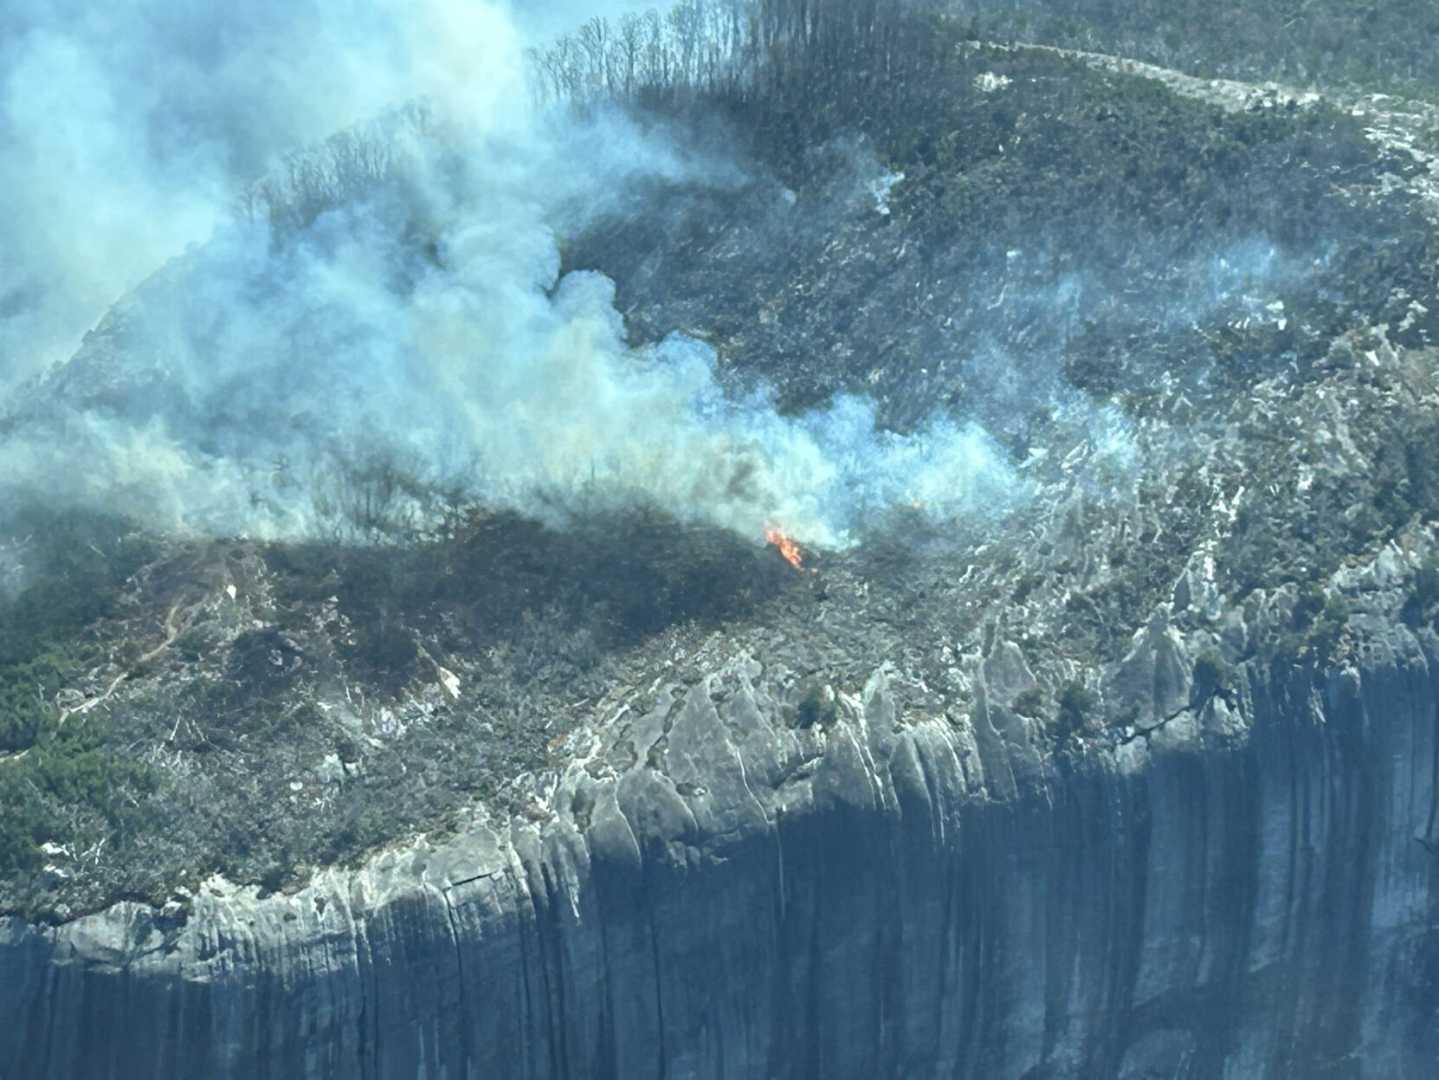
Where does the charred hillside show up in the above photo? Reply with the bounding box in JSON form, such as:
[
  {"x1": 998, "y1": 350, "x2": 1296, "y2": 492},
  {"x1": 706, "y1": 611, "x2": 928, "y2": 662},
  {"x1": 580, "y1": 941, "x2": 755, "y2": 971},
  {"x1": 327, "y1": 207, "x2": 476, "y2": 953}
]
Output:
[{"x1": 3, "y1": 2, "x2": 1439, "y2": 1077}]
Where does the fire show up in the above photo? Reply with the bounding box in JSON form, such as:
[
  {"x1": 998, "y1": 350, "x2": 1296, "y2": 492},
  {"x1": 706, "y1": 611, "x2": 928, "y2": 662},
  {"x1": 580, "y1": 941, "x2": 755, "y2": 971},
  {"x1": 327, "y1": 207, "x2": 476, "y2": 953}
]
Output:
[{"x1": 765, "y1": 526, "x2": 804, "y2": 571}]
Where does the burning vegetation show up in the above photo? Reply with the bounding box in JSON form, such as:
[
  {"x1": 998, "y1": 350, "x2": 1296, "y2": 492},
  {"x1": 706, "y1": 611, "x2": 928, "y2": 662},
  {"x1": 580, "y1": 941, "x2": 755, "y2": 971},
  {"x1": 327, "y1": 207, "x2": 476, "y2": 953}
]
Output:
[{"x1": 766, "y1": 526, "x2": 804, "y2": 571}]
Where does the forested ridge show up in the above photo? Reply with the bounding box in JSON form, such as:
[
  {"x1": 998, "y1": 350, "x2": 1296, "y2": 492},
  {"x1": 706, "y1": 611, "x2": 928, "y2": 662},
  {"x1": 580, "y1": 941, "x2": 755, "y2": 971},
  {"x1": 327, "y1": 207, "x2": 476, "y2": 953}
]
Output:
[{"x1": 531, "y1": 0, "x2": 1439, "y2": 114}]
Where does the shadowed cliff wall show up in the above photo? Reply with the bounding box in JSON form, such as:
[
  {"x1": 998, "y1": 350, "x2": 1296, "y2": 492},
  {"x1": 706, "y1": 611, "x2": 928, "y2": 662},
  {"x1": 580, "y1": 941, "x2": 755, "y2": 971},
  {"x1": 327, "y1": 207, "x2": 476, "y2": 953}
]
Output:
[{"x1": 3, "y1": 635, "x2": 1437, "y2": 1078}]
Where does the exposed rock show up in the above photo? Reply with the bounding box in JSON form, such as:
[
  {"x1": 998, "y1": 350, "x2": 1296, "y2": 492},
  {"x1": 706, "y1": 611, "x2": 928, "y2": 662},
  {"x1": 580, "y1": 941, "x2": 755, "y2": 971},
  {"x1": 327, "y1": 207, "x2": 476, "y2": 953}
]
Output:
[{"x1": 3, "y1": 600, "x2": 1437, "y2": 1077}]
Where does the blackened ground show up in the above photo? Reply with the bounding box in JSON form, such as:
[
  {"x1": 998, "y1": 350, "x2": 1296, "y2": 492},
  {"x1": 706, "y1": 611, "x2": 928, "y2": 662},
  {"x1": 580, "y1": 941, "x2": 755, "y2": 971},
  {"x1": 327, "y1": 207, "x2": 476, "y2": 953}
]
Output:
[{"x1": 569, "y1": 43, "x2": 1438, "y2": 447}]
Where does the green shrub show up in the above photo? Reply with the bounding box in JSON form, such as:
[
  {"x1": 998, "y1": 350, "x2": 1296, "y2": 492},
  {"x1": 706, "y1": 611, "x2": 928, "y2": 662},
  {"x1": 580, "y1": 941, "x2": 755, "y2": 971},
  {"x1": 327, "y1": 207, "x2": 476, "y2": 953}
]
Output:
[
  {"x1": 342, "y1": 619, "x2": 418, "y2": 688},
  {"x1": 0, "y1": 507, "x2": 154, "y2": 668},
  {"x1": 0, "y1": 767, "x2": 48, "y2": 875},
  {"x1": 1292, "y1": 582, "x2": 1328, "y2": 631},
  {"x1": 229, "y1": 627, "x2": 305, "y2": 698},
  {"x1": 1013, "y1": 688, "x2": 1046, "y2": 718},
  {"x1": 1309, "y1": 594, "x2": 1351, "y2": 667},
  {"x1": 1192, "y1": 649, "x2": 1232, "y2": 703},
  {"x1": 1269, "y1": 590, "x2": 1352, "y2": 670},
  {"x1": 1402, "y1": 555, "x2": 1439, "y2": 628},
  {"x1": 0, "y1": 506, "x2": 156, "y2": 755},
  {"x1": 796, "y1": 681, "x2": 838, "y2": 729},
  {"x1": 0, "y1": 648, "x2": 77, "y2": 753},
  {"x1": 1057, "y1": 680, "x2": 1097, "y2": 738},
  {"x1": 0, "y1": 507, "x2": 162, "y2": 883},
  {"x1": 0, "y1": 721, "x2": 157, "y2": 878}
]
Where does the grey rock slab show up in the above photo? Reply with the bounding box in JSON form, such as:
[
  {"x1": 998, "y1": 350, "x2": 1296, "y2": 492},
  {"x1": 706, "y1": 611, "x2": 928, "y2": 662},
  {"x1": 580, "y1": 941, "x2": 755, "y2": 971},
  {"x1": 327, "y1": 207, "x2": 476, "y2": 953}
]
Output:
[{"x1": 3, "y1": 634, "x2": 1437, "y2": 1078}]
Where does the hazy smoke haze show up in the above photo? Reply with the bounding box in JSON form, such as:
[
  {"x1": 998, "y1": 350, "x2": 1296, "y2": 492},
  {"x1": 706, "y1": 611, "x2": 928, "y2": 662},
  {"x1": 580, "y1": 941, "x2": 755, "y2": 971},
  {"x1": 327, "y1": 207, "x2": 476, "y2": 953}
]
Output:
[
  {"x1": 0, "y1": 0, "x2": 1031, "y2": 548},
  {"x1": 0, "y1": 0, "x2": 706, "y2": 381}
]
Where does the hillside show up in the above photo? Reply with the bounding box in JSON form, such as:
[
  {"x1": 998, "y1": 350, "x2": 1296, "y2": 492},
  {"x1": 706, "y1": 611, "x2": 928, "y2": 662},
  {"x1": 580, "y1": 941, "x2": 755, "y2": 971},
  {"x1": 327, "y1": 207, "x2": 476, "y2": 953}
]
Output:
[{"x1": 3, "y1": 3, "x2": 1439, "y2": 1077}]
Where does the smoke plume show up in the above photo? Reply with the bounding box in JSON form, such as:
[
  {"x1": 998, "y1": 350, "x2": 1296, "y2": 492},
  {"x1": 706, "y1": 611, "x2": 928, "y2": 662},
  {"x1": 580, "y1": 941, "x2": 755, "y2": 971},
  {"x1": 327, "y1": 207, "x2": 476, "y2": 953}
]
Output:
[{"x1": 0, "y1": 0, "x2": 1026, "y2": 549}]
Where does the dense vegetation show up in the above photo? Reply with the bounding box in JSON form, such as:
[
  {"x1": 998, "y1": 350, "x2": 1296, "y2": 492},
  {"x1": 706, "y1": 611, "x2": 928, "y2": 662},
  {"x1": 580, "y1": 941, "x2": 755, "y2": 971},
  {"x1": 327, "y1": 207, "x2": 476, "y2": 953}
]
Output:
[
  {"x1": 0, "y1": 491, "x2": 794, "y2": 918},
  {"x1": 0, "y1": 509, "x2": 159, "y2": 880}
]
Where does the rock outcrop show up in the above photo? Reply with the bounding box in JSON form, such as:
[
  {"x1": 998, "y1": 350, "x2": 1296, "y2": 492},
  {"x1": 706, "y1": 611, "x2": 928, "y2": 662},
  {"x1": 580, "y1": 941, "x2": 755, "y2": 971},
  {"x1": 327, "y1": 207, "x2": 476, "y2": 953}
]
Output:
[{"x1": 4, "y1": 603, "x2": 1437, "y2": 1077}]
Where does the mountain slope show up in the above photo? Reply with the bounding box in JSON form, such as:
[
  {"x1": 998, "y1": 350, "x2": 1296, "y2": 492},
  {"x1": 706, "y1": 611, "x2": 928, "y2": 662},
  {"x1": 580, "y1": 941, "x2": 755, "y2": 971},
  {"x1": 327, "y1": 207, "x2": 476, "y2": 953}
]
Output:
[{"x1": 3, "y1": 35, "x2": 1439, "y2": 1079}]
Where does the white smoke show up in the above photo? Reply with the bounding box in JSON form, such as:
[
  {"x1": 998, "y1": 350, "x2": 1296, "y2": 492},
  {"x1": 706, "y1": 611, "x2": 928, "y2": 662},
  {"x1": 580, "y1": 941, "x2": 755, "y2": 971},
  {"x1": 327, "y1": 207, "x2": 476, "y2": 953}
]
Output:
[
  {"x1": 0, "y1": 0, "x2": 1027, "y2": 548},
  {"x1": 0, "y1": 1, "x2": 518, "y2": 384}
]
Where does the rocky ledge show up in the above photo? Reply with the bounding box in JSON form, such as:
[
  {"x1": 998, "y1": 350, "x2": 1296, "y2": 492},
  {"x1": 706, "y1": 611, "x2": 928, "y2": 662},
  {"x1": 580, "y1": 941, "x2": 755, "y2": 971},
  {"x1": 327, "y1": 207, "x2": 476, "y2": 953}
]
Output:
[{"x1": 5, "y1": 530, "x2": 1439, "y2": 1078}]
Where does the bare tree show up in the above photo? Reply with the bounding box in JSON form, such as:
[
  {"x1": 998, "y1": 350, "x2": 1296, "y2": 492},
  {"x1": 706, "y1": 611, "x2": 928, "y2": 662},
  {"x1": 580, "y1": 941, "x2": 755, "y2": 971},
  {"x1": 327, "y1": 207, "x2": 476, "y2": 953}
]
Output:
[
  {"x1": 523, "y1": 0, "x2": 950, "y2": 131},
  {"x1": 618, "y1": 13, "x2": 646, "y2": 99},
  {"x1": 237, "y1": 105, "x2": 432, "y2": 237}
]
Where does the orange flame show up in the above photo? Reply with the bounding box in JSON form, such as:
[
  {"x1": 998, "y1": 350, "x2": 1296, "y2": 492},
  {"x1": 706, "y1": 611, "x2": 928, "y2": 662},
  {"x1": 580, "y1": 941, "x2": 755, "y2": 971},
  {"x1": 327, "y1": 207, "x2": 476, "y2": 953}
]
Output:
[{"x1": 765, "y1": 526, "x2": 804, "y2": 571}]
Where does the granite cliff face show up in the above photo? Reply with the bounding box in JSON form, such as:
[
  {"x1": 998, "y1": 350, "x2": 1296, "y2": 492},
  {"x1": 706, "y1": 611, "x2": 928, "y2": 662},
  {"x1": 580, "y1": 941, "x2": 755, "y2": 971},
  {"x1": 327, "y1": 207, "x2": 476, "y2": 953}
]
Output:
[
  {"x1": 6, "y1": 34, "x2": 1439, "y2": 1080},
  {"x1": 4, "y1": 585, "x2": 1438, "y2": 1078}
]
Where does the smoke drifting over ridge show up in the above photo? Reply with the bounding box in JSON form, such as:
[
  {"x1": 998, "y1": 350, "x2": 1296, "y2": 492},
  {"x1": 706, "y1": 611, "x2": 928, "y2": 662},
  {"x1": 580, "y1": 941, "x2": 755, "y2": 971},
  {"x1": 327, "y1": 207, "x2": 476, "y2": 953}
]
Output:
[
  {"x1": 0, "y1": 0, "x2": 1021, "y2": 548},
  {"x1": 0, "y1": 0, "x2": 520, "y2": 380}
]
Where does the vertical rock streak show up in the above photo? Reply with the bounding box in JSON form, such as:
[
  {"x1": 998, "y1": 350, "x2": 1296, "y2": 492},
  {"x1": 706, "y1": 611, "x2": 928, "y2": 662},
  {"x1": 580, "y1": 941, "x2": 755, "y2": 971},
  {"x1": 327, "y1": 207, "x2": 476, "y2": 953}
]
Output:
[{"x1": 2, "y1": 644, "x2": 1437, "y2": 1078}]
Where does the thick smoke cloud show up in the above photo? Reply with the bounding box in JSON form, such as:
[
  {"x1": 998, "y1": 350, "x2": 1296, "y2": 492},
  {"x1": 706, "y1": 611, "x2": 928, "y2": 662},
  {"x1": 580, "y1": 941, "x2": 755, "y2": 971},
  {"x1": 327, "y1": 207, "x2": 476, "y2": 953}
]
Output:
[
  {"x1": 0, "y1": 0, "x2": 1020, "y2": 548},
  {"x1": 0, "y1": 0, "x2": 532, "y2": 383}
]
